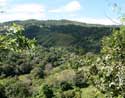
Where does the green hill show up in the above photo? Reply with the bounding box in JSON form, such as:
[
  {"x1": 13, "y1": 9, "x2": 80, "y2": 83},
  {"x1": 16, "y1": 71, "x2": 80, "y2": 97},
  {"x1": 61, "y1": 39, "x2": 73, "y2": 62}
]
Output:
[
  {"x1": 0, "y1": 21, "x2": 124, "y2": 98},
  {"x1": 0, "y1": 19, "x2": 117, "y2": 53}
]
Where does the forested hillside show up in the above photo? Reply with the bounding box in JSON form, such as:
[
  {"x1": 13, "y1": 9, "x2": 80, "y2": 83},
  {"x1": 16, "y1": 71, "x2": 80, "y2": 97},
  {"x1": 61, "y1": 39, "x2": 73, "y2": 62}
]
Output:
[
  {"x1": 0, "y1": 20, "x2": 116, "y2": 53},
  {"x1": 0, "y1": 21, "x2": 124, "y2": 98}
]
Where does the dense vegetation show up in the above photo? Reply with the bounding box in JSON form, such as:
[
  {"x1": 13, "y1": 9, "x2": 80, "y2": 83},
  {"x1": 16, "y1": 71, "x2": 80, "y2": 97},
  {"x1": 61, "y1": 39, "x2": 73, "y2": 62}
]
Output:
[
  {"x1": 0, "y1": 20, "x2": 116, "y2": 53},
  {"x1": 0, "y1": 21, "x2": 124, "y2": 98}
]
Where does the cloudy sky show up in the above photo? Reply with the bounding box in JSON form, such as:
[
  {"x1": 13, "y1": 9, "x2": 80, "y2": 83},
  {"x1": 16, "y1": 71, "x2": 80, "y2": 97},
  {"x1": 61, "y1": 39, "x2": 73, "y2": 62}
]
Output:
[{"x1": 0, "y1": 0, "x2": 124, "y2": 25}]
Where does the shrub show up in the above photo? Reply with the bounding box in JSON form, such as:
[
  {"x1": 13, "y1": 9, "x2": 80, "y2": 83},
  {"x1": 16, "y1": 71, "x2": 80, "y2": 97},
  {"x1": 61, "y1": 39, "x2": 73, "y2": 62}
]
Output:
[
  {"x1": 0, "y1": 84, "x2": 7, "y2": 98},
  {"x1": 30, "y1": 67, "x2": 44, "y2": 78},
  {"x1": 73, "y1": 70, "x2": 89, "y2": 88},
  {"x1": 59, "y1": 81, "x2": 73, "y2": 91},
  {"x1": 34, "y1": 84, "x2": 54, "y2": 98},
  {"x1": 4, "y1": 80, "x2": 31, "y2": 98},
  {"x1": 93, "y1": 27, "x2": 125, "y2": 97}
]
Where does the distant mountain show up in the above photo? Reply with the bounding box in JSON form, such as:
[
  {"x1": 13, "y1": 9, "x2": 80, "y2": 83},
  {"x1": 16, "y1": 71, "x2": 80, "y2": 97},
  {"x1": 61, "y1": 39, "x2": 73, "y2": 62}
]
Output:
[{"x1": 0, "y1": 19, "x2": 118, "y2": 53}]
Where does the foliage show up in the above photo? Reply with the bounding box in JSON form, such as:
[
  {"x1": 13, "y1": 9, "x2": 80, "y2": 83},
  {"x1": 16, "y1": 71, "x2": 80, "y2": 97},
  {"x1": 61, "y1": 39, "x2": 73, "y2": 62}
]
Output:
[
  {"x1": 0, "y1": 24, "x2": 37, "y2": 53},
  {"x1": 0, "y1": 24, "x2": 38, "y2": 77},
  {"x1": 0, "y1": 83, "x2": 7, "y2": 98},
  {"x1": 0, "y1": 20, "x2": 114, "y2": 53},
  {"x1": 92, "y1": 26, "x2": 125, "y2": 97},
  {"x1": 0, "y1": 23, "x2": 124, "y2": 98},
  {"x1": 5, "y1": 80, "x2": 31, "y2": 98},
  {"x1": 73, "y1": 70, "x2": 89, "y2": 88},
  {"x1": 33, "y1": 84, "x2": 54, "y2": 98}
]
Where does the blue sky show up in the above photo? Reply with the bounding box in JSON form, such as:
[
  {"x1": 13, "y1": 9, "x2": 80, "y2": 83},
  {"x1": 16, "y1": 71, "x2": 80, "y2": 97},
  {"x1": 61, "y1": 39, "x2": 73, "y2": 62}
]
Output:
[{"x1": 0, "y1": 0, "x2": 124, "y2": 25}]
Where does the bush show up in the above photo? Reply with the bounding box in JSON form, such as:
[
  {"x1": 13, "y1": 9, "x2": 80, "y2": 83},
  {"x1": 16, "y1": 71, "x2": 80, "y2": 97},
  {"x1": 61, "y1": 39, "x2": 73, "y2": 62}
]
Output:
[
  {"x1": 0, "y1": 84, "x2": 7, "y2": 98},
  {"x1": 30, "y1": 67, "x2": 44, "y2": 78},
  {"x1": 73, "y1": 70, "x2": 89, "y2": 88},
  {"x1": 59, "y1": 81, "x2": 73, "y2": 91},
  {"x1": 4, "y1": 80, "x2": 31, "y2": 98},
  {"x1": 60, "y1": 88, "x2": 81, "y2": 98},
  {"x1": 0, "y1": 52, "x2": 34, "y2": 77},
  {"x1": 93, "y1": 27, "x2": 125, "y2": 97},
  {"x1": 34, "y1": 84, "x2": 54, "y2": 98}
]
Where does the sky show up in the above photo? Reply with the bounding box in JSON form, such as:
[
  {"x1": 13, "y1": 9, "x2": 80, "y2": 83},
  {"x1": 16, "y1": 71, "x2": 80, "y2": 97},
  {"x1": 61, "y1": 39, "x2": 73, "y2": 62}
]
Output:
[{"x1": 0, "y1": 0, "x2": 124, "y2": 25}]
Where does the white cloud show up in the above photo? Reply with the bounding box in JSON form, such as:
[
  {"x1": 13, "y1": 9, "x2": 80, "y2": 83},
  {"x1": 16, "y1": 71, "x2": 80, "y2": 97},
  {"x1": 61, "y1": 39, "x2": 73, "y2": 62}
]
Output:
[
  {"x1": 0, "y1": 0, "x2": 7, "y2": 6},
  {"x1": 8, "y1": 4, "x2": 45, "y2": 13},
  {"x1": 64, "y1": 1, "x2": 81, "y2": 12},
  {"x1": 0, "y1": 4, "x2": 46, "y2": 22},
  {"x1": 0, "y1": 0, "x2": 8, "y2": 10},
  {"x1": 49, "y1": 1, "x2": 81, "y2": 13},
  {"x1": 71, "y1": 18, "x2": 121, "y2": 25}
]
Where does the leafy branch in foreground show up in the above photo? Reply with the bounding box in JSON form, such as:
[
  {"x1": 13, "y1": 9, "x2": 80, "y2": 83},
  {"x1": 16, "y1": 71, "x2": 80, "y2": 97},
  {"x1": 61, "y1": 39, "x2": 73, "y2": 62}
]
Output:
[
  {"x1": 0, "y1": 24, "x2": 37, "y2": 53},
  {"x1": 92, "y1": 26, "x2": 125, "y2": 98}
]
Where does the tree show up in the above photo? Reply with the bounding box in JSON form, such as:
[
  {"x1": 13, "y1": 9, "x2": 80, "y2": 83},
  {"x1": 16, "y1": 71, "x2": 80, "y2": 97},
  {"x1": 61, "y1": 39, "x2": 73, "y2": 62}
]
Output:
[
  {"x1": 34, "y1": 84, "x2": 54, "y2": 98},
  {"x1": 0, "y1": 24, "x2": 37, "y2": 53},
  {"x1": 0, "y1": 24, "x2": 38, "y2": 77},
  {"x1": 0, "y1": 84, "x2": 7, "y2": 98},
  {"x1": 95, "y1": 26, "x2": 125, "y2": 97},
  {"x1": 5, "y1": 80, "x2": 31, "y2": 98}
]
